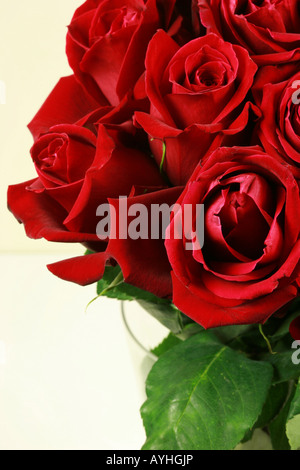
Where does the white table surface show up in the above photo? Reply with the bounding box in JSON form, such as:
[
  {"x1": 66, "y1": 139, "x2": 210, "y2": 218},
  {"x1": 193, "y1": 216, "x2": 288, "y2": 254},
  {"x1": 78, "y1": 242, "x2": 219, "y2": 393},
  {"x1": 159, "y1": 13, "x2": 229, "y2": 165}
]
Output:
[{"x1": 0, "y1": 253, "x2": 164, "y2": 450}]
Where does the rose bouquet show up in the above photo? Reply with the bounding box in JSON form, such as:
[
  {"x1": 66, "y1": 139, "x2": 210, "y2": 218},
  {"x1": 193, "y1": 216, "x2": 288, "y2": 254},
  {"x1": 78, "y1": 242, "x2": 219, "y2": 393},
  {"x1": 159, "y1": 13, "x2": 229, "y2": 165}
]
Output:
[{"x1": 7, "y1": 0, "x2": 300, "y2": 450}]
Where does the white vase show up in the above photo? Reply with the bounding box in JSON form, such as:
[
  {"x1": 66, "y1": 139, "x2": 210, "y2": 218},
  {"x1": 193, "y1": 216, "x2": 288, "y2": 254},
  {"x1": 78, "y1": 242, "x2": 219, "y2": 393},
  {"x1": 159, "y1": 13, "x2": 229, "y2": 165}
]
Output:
[{"x1": 121, "y1": 300, "x2": 169, "y2": 402}]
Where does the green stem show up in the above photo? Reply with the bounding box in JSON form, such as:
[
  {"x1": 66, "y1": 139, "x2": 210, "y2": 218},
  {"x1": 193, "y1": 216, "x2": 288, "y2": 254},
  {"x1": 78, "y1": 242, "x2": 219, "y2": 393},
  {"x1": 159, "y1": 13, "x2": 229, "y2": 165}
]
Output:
[
  {"x1": 259, "y1": 324, "x2": 276, "y2": 355},
  {"x1": 160, "y1": 141, "x2": 166, "y2": 173},
  {"x1": 85, "y1": 271, "x2": 124, "y2": 312}
]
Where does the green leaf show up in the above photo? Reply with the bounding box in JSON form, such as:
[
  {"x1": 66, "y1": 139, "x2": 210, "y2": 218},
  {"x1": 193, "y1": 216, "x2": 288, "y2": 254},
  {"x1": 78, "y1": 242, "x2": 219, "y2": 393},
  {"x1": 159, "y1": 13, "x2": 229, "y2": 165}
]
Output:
[
  {"x1": 136, "y1": 300, "x2": 186, "y2": 335},
  {"x1": 269, "y1": 310, "x2": 300, "y2": 342},
  {"x1": 95, "y1": 265, "x2": 169, "y2": 303},
  {"x1": 212, "y1": 324, "x2": 255, "y2": 345},
  {"x1": 141, "y1": 332, "x2": 273, "y2": 450},
  {"x1": 96, "y1": 265, "x2": 160, "y2": 302},
  {"x1": 176, "y1": 322, "x2": 205, "y2": 341},
  {"x1": 254, "y1": 382, "x2": 290, "y2": 429},
  {"x1": 228, "y1": 327, "x2": 274, "y2": 356},
  {"x1": 287, "y1": 380, "x2": 300, "y2": 450},
  {"x1": 263, "y1": 351, "x2": 300, "y2": 384},
  {"x1": 151, "y1": 333, "x2": 182, "y2": 358},
  {"x1": 268, "y1": 385, "x2": 295, "y2": 450},
  {"x1": 287, "y1": 415, "x2": 300, "y2": 450},
  {"x1": 268, "y1": 380, "x2": 300, "y2": 450},
  {"x1": 84, "y1": 249, "x2": 94, "y2": 256},
  {"x1": 95, "y1": 265, "x2": 165, "y2": 302}
]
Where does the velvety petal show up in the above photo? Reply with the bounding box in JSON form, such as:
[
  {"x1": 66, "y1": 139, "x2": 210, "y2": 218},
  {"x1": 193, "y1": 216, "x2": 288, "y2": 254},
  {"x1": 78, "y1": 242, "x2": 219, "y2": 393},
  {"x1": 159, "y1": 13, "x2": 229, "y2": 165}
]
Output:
[
  {"x1": 245, "y1": 6, "x2": 286, "y2": 33},
  {"x1": 47, "y1": 251, "x2": 109, "y2": 286},
  {"x1": 171, "y1": 272, "x2": 298, "y2": 329},
  {"x1": 41, "y1": 181, "x2": 84, "y2": 214},
  {"x1": 135, "y1": 111, "x2": 224, "y2": 185},
  {"x1": 221, "y1": 101, "x2": 261, "y2": 136},
  {"x1": 197, "y1": 0, "x2": 300, "y2": 66},
  {"x1": 66, "y1": 3, "x2": 111, "y2": 103},
  {"x1": 134, "y1": 111, "x2": 181, "y2": 140},
  {"x1": 157, "y1": 0, "x2": 176, "y2": 27},
  {"x1": 30, "y1": 124, "x2": 97, "y2": 188},
  {"x1": 81, "y1": 28, "x2": 133, "y2": 106},
  {"x1": 116, "y1": 0, "x2": 160, "y2": 100},
  {"x1": 200, "y1": 240, "x2": 300, "y2": 300},
  {"x1": 7, "y1": 179, "x2": 98, "y2": 243},
  {"x1": 144, "y1": 29, "x2": 180, "y2": 126},
  {"x1": 107, "y1": 187, "x2": 183, "y2": 298},
  {"x1": 64, "y1": 124, "x2": 165, "y2": 233},
  {"x1": 255, "y1": 64, "x2": 300, "y2": 174},
  {"x1": 289, "y1": 315, "x2": 300, "y2": 340},
  {"x1": 214, "y1": 44, "x2": 257, "y2": 124},
  {"x1": 28, "y1": 76, "x2": 101, "y2": 141},
  {"x1": 253, "y1": 47, "x2": 300, "y2": 67}
]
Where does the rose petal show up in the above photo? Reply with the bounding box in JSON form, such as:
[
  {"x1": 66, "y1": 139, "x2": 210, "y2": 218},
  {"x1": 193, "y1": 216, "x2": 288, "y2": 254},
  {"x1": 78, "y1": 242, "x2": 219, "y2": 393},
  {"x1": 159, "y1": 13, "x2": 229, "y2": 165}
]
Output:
[
  {"x1": 47, "y1": 251, "x2": 109, "y2": 286},
  {"x1": 7, "y1": 179, "x2": 98, "y2": 243},
  {"x1": 289, "y1": 316, "x2": 300, "y2": 340},
  {"x1": 28, "y1": 76, "x2": 100, "y2": 140}
]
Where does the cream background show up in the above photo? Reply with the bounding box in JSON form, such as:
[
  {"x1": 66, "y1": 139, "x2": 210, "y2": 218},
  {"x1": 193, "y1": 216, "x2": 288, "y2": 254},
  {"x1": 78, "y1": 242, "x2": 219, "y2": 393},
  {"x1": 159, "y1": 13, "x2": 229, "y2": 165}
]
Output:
[{"x1": 0, "y1": 0, "x2": 83, "y2": 253}]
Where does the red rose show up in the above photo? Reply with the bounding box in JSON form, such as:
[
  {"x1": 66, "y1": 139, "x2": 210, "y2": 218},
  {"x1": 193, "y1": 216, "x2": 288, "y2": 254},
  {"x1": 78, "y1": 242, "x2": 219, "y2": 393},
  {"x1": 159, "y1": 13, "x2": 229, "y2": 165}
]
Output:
[
  {"x1": 253, "y1": 60, "x2": 300, "y2": 170},
  {"x1": 7, "y1": 76, "x2": 165, "y2": 287},
  {"x1": 290, "y1": 316, "x2": 300, "y2": 340},
  {"x1": 8, "y1": 120, "x2": 163, "y2": 239},
  {"x1": 196, "y1": 0, "x2": 300, "y2": 66},
  {"x1": 29, "y1": 124, "x2": 98, "y2": 214},
  {"x1": 66, "y1": 0, "x2": 178, "y2": 105},
  {"x1": 135, "y1": 31, "x2": 259, "y2": 186},
  {"x1": 165, "y1": 146, "x2": 300, "y2": 328}
]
